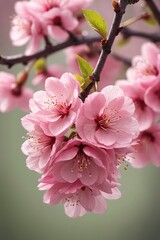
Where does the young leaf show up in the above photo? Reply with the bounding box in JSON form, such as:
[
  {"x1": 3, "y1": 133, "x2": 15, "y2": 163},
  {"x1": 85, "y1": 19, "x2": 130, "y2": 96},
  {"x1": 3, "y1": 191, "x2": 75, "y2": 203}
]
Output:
[
  {"x1": 74, "y1": 74, "x2": 92, "y2": 90},
  {"x1": 77, "y1": 55, "x2": 94, "y2": 79},
  {"x1": 74, "y1": 73, "x2": 84, "y2": 86},
  {"x1": 83, "y1": 9, "x2": 107, "y2": 39}
]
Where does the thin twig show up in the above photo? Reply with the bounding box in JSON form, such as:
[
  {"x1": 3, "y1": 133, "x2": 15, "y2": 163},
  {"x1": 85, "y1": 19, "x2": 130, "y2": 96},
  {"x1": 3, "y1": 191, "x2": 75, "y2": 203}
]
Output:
[
  {"x1": 0, "y1": 36, "x2": 101, "y2": 68},
  {"x1": 92, "y1": 0, "x2": 129, "y2": 82},
  {"x1": 121, "y1": 27, "x2": 160, "y2": 42},
  {"x1": 144, "y1": 0, "x2": 160, "y2": 26},
  {"x1": 80, "y1": 0, "x2": 131, "y2": 101}
]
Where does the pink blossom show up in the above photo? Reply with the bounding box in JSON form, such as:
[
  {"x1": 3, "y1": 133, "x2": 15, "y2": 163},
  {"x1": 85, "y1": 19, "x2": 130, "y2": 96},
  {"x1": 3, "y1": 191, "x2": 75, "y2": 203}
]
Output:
[
  {"x1": 51, "y1": 139, "x2": 117, "y2": 186},
  {"x1": 32, "y1": 64, "x2": 64, "y2": 87},
  {"x1": 21, "y1": 114, "x2": 63, "y2": 173},
  {"x1": 117, "y1": 80, "x2": 154, "y2": 131},
  {"x1": 128, "y1": 124, "x2": 160, "y2": 168},
  {"x1": 76, "y1": 85, "x2": 139, "y2": 148},
  {"x1": 39, "y1": 179, "x2": 121, "y2": 218},
  {"x1": 31, "y1": 0, "x2": 93, "y2": 12},
  {"x1": 145, "y1": 77, "x2": 160, "y2": 113},
  {"x1": 42, "y1": 182, "x2": 108, "y2": 218},
  {"x1": 42, "y1": 7, "x2": 78, "y2": 41},
  {"x1": 29, "y1": 73, "x2": 82, "y2": 136},
  {"x1": 126, "y1": 42, "x2": 160, "y2": 89},
  {"x1": 10, "y1": 1, "x2": 45, "y2": 55},
  {"x1": 0, "y1": 72, "x2": 33, "y2": 112},
  {"x1": 38, "y1": 138, "x2": 121, "y2": 217}
]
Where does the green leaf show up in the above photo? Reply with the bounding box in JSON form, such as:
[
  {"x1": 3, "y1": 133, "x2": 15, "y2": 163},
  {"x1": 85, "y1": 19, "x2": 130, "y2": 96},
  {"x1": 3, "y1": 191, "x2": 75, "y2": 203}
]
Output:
[
  {"x1": 74, "y1": 73, "x2": 84, "y2": 86},
  {"x1": 83, "y1": 9, "x2": 107, "y2": 39},
  {"x1": 77, "y1": 55, "x2": 94, "y2": 79}
]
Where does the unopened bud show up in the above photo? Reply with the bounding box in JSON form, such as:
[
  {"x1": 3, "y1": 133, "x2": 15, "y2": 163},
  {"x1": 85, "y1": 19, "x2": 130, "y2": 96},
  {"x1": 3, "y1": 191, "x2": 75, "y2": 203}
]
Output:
[
  {"x1": 34, "y1": 58, "x2": 46, "y2": 75},
  {"x1": 112, "y1": 0, "x2": 120, "y2": 12},
  {"x1": 16, "y1": 70, "x2": 28, "y2": 86}
]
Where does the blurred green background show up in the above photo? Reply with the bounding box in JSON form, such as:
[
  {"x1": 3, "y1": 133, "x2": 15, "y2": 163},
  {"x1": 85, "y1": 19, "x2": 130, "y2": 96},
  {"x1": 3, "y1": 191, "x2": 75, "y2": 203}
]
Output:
[{"x1": 0, "y1": 1, "x2": 160, "y2": 240}]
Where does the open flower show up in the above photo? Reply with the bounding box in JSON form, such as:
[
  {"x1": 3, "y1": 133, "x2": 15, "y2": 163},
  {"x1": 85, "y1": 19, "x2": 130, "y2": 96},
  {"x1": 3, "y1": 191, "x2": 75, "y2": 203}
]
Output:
[
  {"x1": 128, "y1": 124, "x2": 160, "y2": 168},
  {"x1": 10, "y1": 1, "x2": 45, "y2": 55},
  {"x1": 29, "y1": 73, "x2": 82, "y2": 136},
  {"x1": 51, "y1": 139, "x2": 117, "y2": 186},
  {"x1": 21, "y1": 114, "x2": 63, "y2": 173},
  {"x1": 117, "y1": 80, "x2": 154, "y2": 131},
  {"x1": 76, "y1": 85, "x2": 139, "y2": 148},
  {"x1": 43, "y1": 7, "x2": 78, "y2": 40},
  {"x1": 126, "y1": 42, "x2": 160, "y2": 89}
]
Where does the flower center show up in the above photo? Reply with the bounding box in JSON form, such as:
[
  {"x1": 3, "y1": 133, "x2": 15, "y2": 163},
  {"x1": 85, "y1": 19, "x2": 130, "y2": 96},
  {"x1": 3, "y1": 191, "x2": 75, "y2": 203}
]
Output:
[
  {"x1": 135, "y1": 59, "x2": 158, "y2": 77},
  {"x1": 71, "y1": 151, "x2": 91, "y2": 173},
  {"x1": 134, "y1": 98, "x2": 146, "y2": 111},
  {"x1": 28, "y1": 133, "x2": 55, "y2": 152},
  {"x1": 141, "y1": 131, "x2": 155, "y2": 143},
  {"x1": 44, "y1": 97, "x2": 71, "y2": 117},
  {"x1": 96, "y1": 113, "x2": 110, "y2": 130},
  {"x1": 53, "y1": 16, "x2": 62, "y2": 26},
  {"x1": 96, "y1": 108, "x2": 121, "y2": 130}
]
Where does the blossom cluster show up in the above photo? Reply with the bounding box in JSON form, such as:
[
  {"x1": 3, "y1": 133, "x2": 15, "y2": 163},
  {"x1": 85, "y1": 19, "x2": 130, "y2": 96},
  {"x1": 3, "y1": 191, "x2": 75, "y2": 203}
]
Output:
[
  {"x1": 1, "y1": 0, "x2": 160, "y2": 219},
  {"x1": 117, "y1": 42, "x2": 160, "y2": 168},
  {"x1": 10, "y1": 0, "x2": 93, "y2": 55},
  {"x1": 21, "y1": 72, "x2": 139, "y2": 217}
]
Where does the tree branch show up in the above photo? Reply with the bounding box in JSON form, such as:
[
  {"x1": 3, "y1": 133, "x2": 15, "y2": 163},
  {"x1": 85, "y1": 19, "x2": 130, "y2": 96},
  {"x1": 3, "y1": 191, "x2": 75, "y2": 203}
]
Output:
[
  {"x1": 92, "y1": 0, "x2": 129, "y2": 82},
  {"x1": 121, "y1": 27, "x2": 160, "y2": 42},
  {"x1": 80, "y1": 0, "x2": 133, "y2": 101},
  {"x1": 144, "y1": 0, "x2": 160, "y2": 26},
  {"x1": 0, "y1": 36, "x2": 101, "y2": 68}
]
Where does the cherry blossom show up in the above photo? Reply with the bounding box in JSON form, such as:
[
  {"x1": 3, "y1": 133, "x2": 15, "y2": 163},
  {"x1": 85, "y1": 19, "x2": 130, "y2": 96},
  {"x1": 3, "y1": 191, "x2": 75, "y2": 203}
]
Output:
[
  {"x1": 42, "y1": 7, "x2": 78, "y2": 41},
  {"x1": 10, "y1": 1, "x2": 45, "y2": 55},
  {"x1": 31, "y1": 0, "x2": 93, "y2": 12},
  {"x1": 126, "y1": 42, "x2": 160, "y2": 89},
  {"x1": 51, "y1": 139, "x2": 117, "y2": 186},
  {"x1": 29, "y1": 73, "x2": 82, "y2": 136},
  {"x1": 128, "y1": 124, "x2": 160, "y2": 168},
  {"x1": 21, "y1": 114, "x2": 63, "y2": 173},
  {"x1": 117, "y1": 80, "x2": 155, "y2": 131},
  {"x1": 0, "y1": 72, "x2": 33, "y2": 112},
  {"x1": 38, "y1": 138, "x2": 121, "y2": 217},
  {"x1": 76, "y1": 85, "x2": 139, "y2": 148}
]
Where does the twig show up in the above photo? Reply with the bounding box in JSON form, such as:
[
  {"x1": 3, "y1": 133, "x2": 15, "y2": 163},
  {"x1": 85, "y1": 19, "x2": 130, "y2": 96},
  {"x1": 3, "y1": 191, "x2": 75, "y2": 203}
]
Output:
[
  {"x1": 80, "y1": 0, "x2": 132, "y2": 101},
  {"x1": 144, "y1": 0, "x2": 160, "y2": 26},
  {"x1": 0, "y1": 36, "x2": 101, "y2": 68},
  {"x1": 92, "y1": 0, "x2": 129, "y2": 82},
  {"x1": 121, "y1": 27, "x2": 160, "y2": 42}
]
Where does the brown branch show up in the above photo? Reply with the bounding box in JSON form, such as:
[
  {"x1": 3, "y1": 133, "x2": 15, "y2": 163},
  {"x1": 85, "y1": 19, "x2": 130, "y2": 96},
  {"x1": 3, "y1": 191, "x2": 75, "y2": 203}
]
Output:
[
  {"x1": 92, "y1": 1, "x2": 129, "y2": 81},
  {"x1": 121, "y1": 27, "x2": 160, "y2": 42},
  {"x1": 80, "y1": 0, "x2": 133, "y2": 101},
  {"x1": 0, "y1": 36, "x2": 101, "y2": 68},
  {"x1": 144, "y1": 0, "x2": 160, "y2": 26}
]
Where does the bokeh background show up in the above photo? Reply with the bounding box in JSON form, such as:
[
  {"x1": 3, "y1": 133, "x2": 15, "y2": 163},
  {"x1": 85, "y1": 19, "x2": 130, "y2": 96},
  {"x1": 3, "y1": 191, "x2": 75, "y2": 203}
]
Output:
[{"x1": 0, "y1": 1, "x2": 160, "y2": 240}]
